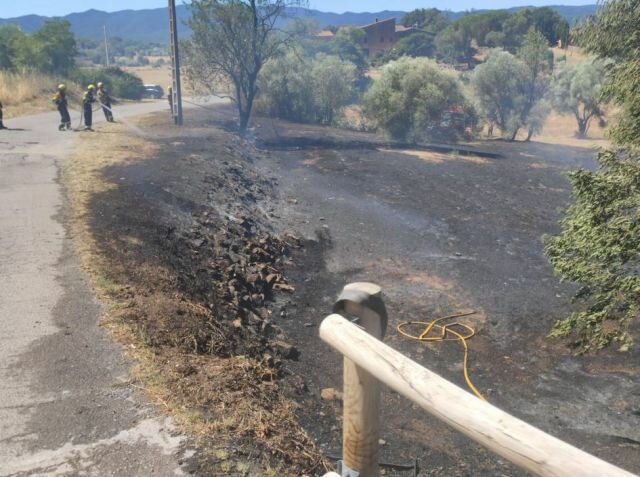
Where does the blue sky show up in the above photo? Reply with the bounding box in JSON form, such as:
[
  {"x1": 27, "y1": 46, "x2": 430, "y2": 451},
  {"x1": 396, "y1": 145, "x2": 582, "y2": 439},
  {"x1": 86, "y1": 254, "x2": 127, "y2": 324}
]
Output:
[{"x1": 3, "y1": 0, "x2": 594, "y2": 18}]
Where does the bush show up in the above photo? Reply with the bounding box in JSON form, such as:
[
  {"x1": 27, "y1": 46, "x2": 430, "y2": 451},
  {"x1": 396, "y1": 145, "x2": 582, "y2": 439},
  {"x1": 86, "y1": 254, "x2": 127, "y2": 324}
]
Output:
[
  {"x1": 362, "y1": 57, "x2": 470, "y2": 142},
  {"x1": 71, "y1": 67, "x2": 144, "y2": 100},
  {"x1": 256, "y1": 52, "x2": 356, "y2": 125}
]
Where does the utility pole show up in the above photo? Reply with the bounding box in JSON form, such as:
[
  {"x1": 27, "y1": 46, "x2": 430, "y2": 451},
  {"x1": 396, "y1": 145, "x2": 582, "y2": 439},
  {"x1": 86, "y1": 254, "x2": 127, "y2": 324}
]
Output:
[
  {"x1": 168, "y1": 0, "x2": 183, "y2": 125},
  {"x1": 103, "y1": 25, "x2": 110, "y2": 67}
]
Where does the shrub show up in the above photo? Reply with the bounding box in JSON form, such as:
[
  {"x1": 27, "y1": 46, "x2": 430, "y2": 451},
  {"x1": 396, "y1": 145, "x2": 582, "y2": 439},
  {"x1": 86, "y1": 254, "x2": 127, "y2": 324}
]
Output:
[
  {"x1": 256, "y1": 52, "x2": 356, "y2": 125},
  {"x1": 362, "y1": 57, "x2": 469, "y2": 142},
  {"x1": 71, "y1": 67, "x2": 144, "y2": 100}
]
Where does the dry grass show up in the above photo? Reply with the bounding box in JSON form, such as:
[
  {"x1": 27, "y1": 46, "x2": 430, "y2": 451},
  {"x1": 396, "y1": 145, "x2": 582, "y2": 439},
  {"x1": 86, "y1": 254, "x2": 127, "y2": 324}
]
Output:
[
  {"x1": 0, "y1": 70, "x2": 81, "y2": 118},
  {"x1": 124, "y1": 65, "x2": 172, "y2": 87}
]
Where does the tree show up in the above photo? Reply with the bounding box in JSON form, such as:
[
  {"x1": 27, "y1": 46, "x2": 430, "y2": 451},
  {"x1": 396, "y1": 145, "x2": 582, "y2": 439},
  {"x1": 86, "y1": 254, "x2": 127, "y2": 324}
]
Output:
[
  {"x1": 435, "y1": 24, "x2": 475, "y2": 68},
  {"x1": 256, "y1": 52, "x2": 355, "y2": 124},
  {"x1": 485, "y1": 30, "x2": 506, "y2": 49},
  {"x1": 545, "y1": 0, "x2": 640, "y2": 352},
  {"x1": 30, "y1": 20, "x2": 77, "y2": 75},
  {"x1": 401, "y1": 8, "x2": 449, "y2": 34},
  {"x1": 517, "y1": 28, "x2": 553, "y2": 140},
  {"x1": 382, "y1": 32, "x2": 436, "y2": 62},
  {"x1": 471, "y1": 49, "x2": 529, "y2": 139},
  {"x1": 0, "y1": 25, "x2": 25, "y2": 70},
  {"x1": 362, "y1": 57, "x2": 468, "y2": 142},
  {"x1": 184, "y1": 0, "x2": 305, "y2": 133},
  {"x1": 551, "y1": 58, "x2": 606, "y2": 138},
  {"x1": 326, "y1": 27, "x2": 367, "y2": 79}
]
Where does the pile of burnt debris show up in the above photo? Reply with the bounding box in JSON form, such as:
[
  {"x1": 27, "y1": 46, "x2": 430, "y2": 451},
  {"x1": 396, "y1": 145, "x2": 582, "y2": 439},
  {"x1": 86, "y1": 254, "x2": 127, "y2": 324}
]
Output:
[{"x1": 160, "y1": 196, "x2": 302, "y2": 373}]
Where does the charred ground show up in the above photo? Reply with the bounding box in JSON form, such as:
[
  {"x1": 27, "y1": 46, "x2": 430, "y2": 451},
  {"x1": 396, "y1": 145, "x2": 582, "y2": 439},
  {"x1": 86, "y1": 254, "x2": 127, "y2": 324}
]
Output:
[{"x1": 66, "y1": 105, "x2": 640, "y2": 476}]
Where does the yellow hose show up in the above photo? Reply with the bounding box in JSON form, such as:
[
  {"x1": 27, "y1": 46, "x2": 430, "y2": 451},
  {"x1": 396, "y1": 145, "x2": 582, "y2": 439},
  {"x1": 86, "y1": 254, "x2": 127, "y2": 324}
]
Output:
[{"x1": 397, "y1": 311, "x2": 485, "y2": 400}]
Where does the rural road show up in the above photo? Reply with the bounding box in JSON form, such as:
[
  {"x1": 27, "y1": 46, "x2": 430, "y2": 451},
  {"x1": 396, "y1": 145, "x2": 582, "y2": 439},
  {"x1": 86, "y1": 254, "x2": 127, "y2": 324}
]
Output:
[{"x1": 0, "y1": 102, "x2": 194, "y2": 476}]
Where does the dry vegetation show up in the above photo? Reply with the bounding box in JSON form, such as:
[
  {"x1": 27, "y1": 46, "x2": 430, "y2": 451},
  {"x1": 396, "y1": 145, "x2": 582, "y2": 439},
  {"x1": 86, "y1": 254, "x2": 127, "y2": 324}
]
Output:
[
  {"x1": 0, "y1": 70, "x2": 81, "y2": 118},
  {"x1": 124, "y1": 64, "x2": 172, "y2": 87},
  {"x1": 64, "y1": 114, "x2": 329, "y2": 476}
]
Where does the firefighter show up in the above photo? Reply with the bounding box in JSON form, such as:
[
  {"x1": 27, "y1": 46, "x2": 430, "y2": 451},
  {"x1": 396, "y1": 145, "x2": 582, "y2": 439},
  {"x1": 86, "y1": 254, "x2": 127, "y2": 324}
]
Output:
[
  {"x1": 52, "y1": 84, "x2": 72, "y2": 131},
  {"x1": 97, "y1": 82, "x2": 114, "y2": 122},
  {"x1": 167, "y1": 86, "x2": 174, "y2": 116},
  {"x1": 83, "y1": 84, "x2": 97, "y2": 131},
  {"x1": 0, "y1": 101, "x2": 6, "y2": 130}
]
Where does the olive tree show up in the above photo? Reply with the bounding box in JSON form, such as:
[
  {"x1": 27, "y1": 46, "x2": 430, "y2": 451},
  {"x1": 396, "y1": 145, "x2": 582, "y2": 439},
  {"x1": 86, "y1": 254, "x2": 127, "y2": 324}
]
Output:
[
  {"x1": 256, "y1": 52, "x2": 356, "y2": 124},
  {"x1": 545, "y1": 0, "x2": 640, "y2": 352},
  {"x1": 551, "y1": 58, "x2": 607, "y2": 138},
  {"x1": 517, "y1": 28, "x2": 553, "y2": 140},
  {"x1": 184, "y1": 0, "x2": 306, "y2": 133},
  {"x1": 363, "y1": 57, "x2": 468, "y2": 142},
  {"x1": 470, "y1": 49, "x2": 529, "y2": 139}
]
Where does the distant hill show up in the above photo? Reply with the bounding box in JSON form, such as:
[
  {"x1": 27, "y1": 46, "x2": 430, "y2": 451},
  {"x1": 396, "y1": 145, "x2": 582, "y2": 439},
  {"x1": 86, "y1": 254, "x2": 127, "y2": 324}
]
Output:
[{"x1": 0, "y1": 4, "x2": 598, "y2": 44}]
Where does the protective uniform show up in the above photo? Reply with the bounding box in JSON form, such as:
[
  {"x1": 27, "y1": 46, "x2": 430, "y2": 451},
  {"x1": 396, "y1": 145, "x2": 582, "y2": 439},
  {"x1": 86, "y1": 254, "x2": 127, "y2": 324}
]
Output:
[
  {"x1": 97, "y1": 82, "x2": 114, "y2": 122},
  {"x1": 0, "y1": 101, "x2": 6, "y2": 130},
  {"x1": 52, "y1": 85, "x2": 71, "y2": 131},
  {"x1": 83, "y1": 85, "x2": 96, "y2": 131}
]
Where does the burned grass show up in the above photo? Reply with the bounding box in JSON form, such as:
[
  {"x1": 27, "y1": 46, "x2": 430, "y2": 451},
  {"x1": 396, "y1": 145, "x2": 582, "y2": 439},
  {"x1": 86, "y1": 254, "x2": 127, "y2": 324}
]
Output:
[{"x1": 64, "y1": 113, "x2": 328, "y2": 475}]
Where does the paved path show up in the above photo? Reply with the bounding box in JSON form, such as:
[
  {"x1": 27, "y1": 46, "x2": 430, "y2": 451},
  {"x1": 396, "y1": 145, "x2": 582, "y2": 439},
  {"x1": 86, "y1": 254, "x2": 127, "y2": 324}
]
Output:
[{"x1": 0, "y1": 103, "x2": 193, "y2": 476}]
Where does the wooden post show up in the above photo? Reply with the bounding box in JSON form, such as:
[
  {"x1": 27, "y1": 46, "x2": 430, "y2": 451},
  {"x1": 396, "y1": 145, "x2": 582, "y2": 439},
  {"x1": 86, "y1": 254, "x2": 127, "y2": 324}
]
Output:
[{"x1": 333, "y1": 283, "x2": 387, "y2": 477}]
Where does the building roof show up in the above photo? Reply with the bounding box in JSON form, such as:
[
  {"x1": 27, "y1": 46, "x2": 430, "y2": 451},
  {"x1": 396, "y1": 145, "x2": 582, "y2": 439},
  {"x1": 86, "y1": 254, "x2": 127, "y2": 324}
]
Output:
[
  {"x1": 360, "y1": 18, "x2": 396, "y2": 30},
  {"x1": 316, "y1": 30, "x2": 335, "y2": 38}
]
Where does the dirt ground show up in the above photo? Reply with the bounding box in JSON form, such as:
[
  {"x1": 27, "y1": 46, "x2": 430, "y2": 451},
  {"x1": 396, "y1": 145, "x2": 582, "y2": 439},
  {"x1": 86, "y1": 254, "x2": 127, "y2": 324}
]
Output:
[{"x1": 68, "y1": 105, "x2": 640, "y2": 476}]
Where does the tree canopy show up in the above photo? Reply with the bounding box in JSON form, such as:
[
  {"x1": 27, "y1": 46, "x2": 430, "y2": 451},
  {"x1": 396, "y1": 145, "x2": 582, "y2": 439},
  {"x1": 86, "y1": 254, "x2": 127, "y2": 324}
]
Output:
[
  {"x1": 0, "y1": 20, "x2": 77, "y2": 75},
  {"x1": 545, "y1": 0, "x2": 640, "y2": 352},
  {"x1": 363, "y1": 57, "x2": 469, "y2": 142}
]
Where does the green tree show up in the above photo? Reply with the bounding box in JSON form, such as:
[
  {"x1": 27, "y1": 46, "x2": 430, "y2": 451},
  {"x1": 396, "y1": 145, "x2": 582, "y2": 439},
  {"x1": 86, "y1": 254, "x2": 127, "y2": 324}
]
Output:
[
  {"x1": 551, "y1": 58, "x2": 606, "y2": 138},
  {"x1": 470, "y1": 49, "x2": 529, "y2": 139},
  {"x1": 256, "y1": 51, "x2": 355, "y2": 124},
  {"x1": 545, "y1": 0, "x2": 640, "y2": 351},
  {"x1": 485, "y1": 30, "x2": 506, "y2": 49},
  {"x1": 0, "y1": 25, "x2": 26, "y2": 70},
  {"x1": 401, "y1": 8, "x2": 449, "y2": 34},
  {"x1": 517, "y1": 28, "x2": 553, "y2": 140},
  {"x1": 184, "y1": 0, "x2": 306, "y2": 133},
  {"x1": 435, "y1": 24, "x2": 475, "y2": 68},
  {"x1": 29, "y1": 20, "x2": 77, "y2": 75},
  {"x1": 327, "y1": 27, "x2": 367, "y2": 78},
  {"x1": 362, "y1": 57, "x2": 468, "y2": 142}
]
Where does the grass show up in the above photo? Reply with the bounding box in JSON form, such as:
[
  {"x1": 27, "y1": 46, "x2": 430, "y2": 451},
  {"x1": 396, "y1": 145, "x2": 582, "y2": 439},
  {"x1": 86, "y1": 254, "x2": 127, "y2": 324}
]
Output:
[{"x1": 0, "y1": 70, "x2": 83, "y2": 118}]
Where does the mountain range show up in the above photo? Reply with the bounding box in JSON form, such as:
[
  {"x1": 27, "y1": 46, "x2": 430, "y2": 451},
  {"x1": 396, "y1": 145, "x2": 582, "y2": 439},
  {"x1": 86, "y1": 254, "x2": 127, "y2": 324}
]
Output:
[{"x1": 0, "y1": 5, "x2": 598, "y2": 44}]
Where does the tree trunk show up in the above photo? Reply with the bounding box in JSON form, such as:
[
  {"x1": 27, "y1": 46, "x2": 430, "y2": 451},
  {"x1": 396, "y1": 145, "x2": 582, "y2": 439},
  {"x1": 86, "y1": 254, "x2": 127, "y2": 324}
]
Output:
[
  {"x1": 577, "y1": 119, "x2": 587, "y2": 138},
  {"x1": 510, "y1": 127, "x2": 519, "y2": 142},
  {"x1": 525, "y1": 127, "x2": 534, "y2": 142}
]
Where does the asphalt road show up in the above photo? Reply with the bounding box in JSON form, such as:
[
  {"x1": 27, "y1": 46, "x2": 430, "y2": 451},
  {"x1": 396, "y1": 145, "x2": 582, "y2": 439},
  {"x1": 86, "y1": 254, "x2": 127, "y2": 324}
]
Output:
[{"x1": 0, "y1": 102, "x2": 194, "y2": 476}]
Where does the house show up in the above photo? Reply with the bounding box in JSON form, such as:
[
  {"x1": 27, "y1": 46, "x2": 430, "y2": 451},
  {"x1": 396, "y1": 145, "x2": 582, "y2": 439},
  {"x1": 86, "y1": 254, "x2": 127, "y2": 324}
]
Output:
[
  {"x1": 359, "y1": 18, "x2": 397, "y2": 57},
  {"x1": 358, "y1": 18, "x2": 420, "y2": 57}
]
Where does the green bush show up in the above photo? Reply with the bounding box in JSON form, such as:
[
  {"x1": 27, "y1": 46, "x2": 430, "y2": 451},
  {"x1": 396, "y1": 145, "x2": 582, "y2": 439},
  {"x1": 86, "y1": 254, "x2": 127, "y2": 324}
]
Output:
[
  {"x1": 71, "y1": 67, "x2": 144, "y2": 100},
  {"x1": 362, "y1": 57, "x2": 470, "y2": 142},
  {"x1": 256, "y1": 52, "x2": 356, "y2": 125}
]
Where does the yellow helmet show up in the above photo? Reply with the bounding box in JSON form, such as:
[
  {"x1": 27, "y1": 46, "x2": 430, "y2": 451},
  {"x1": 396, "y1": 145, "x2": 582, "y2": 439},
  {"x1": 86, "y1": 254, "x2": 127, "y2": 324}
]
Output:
[
  {"x1": 58, "y1": 84, "x2": 66, "y2": 91},
  {"x1": 97, "y1": 82, "x2": 104, "y2": 88},
  {"x1": 88, "y1": 84, "x2": 95, "y2": 91}
]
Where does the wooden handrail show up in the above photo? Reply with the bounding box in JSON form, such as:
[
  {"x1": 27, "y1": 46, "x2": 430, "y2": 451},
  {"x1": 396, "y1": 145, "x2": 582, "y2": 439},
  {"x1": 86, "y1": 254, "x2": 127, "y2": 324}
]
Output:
[{"x1": 320, "y1": 313, "x2": 636, "y2": 477}]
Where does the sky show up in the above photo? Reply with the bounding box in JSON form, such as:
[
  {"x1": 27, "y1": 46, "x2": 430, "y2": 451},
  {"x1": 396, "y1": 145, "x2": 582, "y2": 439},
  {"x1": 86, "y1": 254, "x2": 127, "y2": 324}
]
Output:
[{"x1": 2, "y1": 0, "x2": 594, "y2": 18}]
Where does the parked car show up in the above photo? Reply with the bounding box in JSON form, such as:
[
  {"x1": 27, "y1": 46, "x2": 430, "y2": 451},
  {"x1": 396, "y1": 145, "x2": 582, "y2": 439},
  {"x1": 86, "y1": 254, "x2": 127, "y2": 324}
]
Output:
[{"x1": 143, "y1": 84, "x2": 164, "y2": 99}]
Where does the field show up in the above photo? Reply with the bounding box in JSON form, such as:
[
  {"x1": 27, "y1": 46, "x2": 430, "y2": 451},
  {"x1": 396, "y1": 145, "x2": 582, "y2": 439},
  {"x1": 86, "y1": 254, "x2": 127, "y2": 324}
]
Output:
[
  {"x1": 64, "y1": 103, "x2": 640, "y2": 475},
  {"x1": 124, "y1": 64, "x2": 172, "y2": 87}
]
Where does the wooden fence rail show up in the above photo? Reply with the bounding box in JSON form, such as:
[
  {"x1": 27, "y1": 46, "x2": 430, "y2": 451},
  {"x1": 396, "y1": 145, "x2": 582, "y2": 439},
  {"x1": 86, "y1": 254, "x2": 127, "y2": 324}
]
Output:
[{"x1": 320, "y1": 283, "x2": 636, "y2": 477}]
